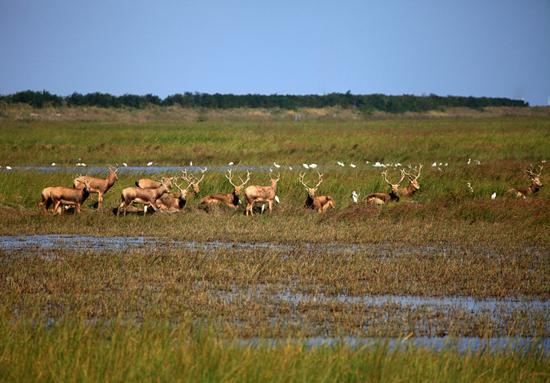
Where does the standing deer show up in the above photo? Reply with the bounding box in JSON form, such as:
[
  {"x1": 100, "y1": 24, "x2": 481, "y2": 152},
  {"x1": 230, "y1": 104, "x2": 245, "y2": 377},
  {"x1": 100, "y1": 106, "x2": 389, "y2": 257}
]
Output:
[
  {"x1": 400, "y1": 164, "x2": 423, "y2": 197},
  {"x1": 73, "y1": 166, "x2": 118, "y2": 209},
  {"x1": 199, "y1": 170, "x2": 250, "y2": 209},
  {"x1": 507, "y1": 163, "x2": 544, "y2": 198},
  {"x1": 244, "y1": 173, "x2": 280, "y2": 216},
  {"x1": 365, "y1": 169, "x2": 406, "y2": 205},
  {"x1": 298, "y1": 171, "x2": 335, "y2": 213},
  {"x1": 40, "y1": 179, "x2": 91, "y2": 215},
  {"x1": 117, "y1": 178, "x2": 172, "y2": 216}
]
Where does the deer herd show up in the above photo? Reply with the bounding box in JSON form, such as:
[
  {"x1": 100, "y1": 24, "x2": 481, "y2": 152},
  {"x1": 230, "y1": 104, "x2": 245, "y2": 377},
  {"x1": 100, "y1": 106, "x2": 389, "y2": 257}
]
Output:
[{"x1": 38, "y1": 162, "x2": 544, "y2": 216}]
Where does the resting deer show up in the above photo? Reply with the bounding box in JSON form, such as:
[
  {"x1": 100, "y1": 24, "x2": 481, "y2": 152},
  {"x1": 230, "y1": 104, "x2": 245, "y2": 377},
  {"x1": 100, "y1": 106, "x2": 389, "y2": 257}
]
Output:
[
  {"x1": 244, "y1": 173, "x2": 280, "y2": 216},
  {"x1": 507, "y1": 163, "x2": 544, "y2": 198},
  {"x1": 200, "y1": 170, "x2": 250, "y2": 209},
  {"x1": 179, "y1": 170, "x2": 205, "y2": 196},
  {"x1": 117, "y1": 178, "x2": 172, "y2": 216},
  {"x1": 135, "y1": 176, "x2": 175, "y2": 189},
  {"x1": 400, "y1": 164, "x2": 423, "y2": 197},
  {"x1": 298, "y1": 171, "x2": 335, "y2": 213},
  {"x1": 40, "y1": 179, "x2": 91, "y2": 215},
  {"x1": 365, "y1": 169, "x2": 406, "y2": 205},
  {"x1": 73, "y1": 166, "x2": 118, "y2": 209},
  {"x1": 155, "y1": 180, "x2": 192, "y2": 212}
]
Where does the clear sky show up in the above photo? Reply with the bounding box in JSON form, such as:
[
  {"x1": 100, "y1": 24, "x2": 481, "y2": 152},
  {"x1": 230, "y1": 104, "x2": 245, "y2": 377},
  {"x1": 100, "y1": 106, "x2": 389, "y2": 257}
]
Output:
[{"x1": 1, "y1": 0, "x2": 549, "y2": 105}]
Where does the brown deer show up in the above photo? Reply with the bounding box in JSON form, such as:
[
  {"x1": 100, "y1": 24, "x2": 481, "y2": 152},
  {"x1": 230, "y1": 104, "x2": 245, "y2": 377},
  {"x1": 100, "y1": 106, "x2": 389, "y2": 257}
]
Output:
[
  {"x1": 199, "y1": 170, "x2": 250, "y2": 209},
  {"x1": 155, "y1": 180, "x2": 192, "y2": 212},
  {"x1": 179, "y1": 170, "x2": 205, "y2": 196},
  {"x1": 73, "y1": 166, "x2": 118, "y2": 209},
  {"x1": 117, "y1": 178, "x2": 172, "y2": 216},
  {"x1": 39, "y1": 179, "x2": 91, "y2": 215},
  {"x1": 507, "y1": 163, "x2": 544, "y2": 198},
  {"x1": 400, "y1": 164, "x2": 423, "y2": 197},
  {"x1": 244, "y1": 173, "x2": 280, "y2": 216},
  {"x1": 298, "y1": 171, "x2": 335, "y2": 213},
  {"x1": 135, "y1": 176, "x2": 175, "y2": 189},
  {"x1": 365, "y1": 169, "x2": 406, "y2": 205}
]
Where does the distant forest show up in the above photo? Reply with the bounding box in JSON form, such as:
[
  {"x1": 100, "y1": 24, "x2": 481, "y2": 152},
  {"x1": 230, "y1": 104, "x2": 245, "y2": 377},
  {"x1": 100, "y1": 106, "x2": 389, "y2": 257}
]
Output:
[{"x1": 0, "y1": 90, "x2": 528, "y2": 113}]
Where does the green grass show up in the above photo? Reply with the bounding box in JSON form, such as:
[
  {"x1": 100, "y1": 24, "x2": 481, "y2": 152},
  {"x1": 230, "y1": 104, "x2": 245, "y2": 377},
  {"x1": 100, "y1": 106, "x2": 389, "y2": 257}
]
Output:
[
  {"x1": 1, "y1": 319, "x2": 549, "y2": 383},
  {"x1": 1, "y1": 108, "x2": 550, "y2": 381}
]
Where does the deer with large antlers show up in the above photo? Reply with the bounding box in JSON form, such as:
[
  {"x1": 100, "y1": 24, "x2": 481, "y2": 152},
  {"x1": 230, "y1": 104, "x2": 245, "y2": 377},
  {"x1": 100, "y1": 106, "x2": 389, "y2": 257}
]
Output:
[
  {"x1": 244, "y1": 173, "x2": 280, "y2": 216},
  {"x1": 200, "y1": 169, "x2": 250, "y2": 209},
  {"x1": 155, "y1": 180, "x2": 192, "y2": 212},
  {"x1": 298, "y1": 171, "x2": 335, "y2": 213},
  {"x1": 73, "y1": 166, "x2": 118, "y2": 209},
  {"x1": 400, "y1": 164, "x2": 423, "y2": 197},
  {"x1": 507, "y1": 163, "x2": 544, "y2": 198},
  {"x1": 365, "y1": 169, "x2": 406, "y2": 205},
  {"x1": 40, "y1": 179, "x2": 91, "y2": 215},
  {"x1": 117, "y1": 178, "x2": 172, "y2": 216},
  {"x1": 179, "y1": 170, "x2": 205, "y2": 196}
]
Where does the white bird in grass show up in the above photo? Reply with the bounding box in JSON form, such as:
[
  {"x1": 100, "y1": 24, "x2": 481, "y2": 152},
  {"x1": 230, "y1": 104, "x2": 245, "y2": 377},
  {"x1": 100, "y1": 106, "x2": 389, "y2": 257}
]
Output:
[
  {"x1": 122, "y1": 162, "x2": 128, "y2": 167},
  {"x1": 228, "y1": 161, "x2": 234, "y2": 166},
  {"x1": 337, "y1": 161, "x2": 345, "y2": 167},
  {"x1": 491, "y1": 192, "x2": 497, "y2": 200},
  {"x1": 309, "y1": 163, "x2": 317, "y2": 169},
  {"x1": 351, "y1": 191, "x2": 359, "y2": 204},
  {"x1": 274, "y1": 195, "x2": 280, "y2": 204},
  {"x1": 467, "y1": 158, "x2": 472, "y2": 165},
  {"x1": 432, "y1": 162, "x2": 437, "y2": 167},
  {"x1": 365, "y1": 161, "x2": 370, "y2": 164},
  {"x1": 200, "y1": 167, "x2": 208, "y2": 173},
  {"x1": 373, "y1": 162, "x2": 384, "y2": 168},
  {"x1": 51, "y1": 162, "x2": 56, "y2": 167},
  {"x1": 302, "y1": 163, "x2": 310, "y2": 169},
  {"x1": 288, "y1": 166, "x2": 293, "y2": 171},
  {"x1": 5, "y1": 166, "x2": 12, "y2": 171},
  {"x1": 350, "y1": 163, "x2": 356, "y2": 168},
  {"x1": 273, "y1": 162, "x2": 281, "y2": 168},
  {"x1": 475, "y1": 160, "x2": 481, "y2": 166},
  {"x1": 147, "y1": 161, "x2": 154, "y2": 167},
  {"x1": 189, "y1": 161, "x2": 193, "y2": 166},
  {"x1": 466, "y1": 182, "x2": 474, "y2": 193}
]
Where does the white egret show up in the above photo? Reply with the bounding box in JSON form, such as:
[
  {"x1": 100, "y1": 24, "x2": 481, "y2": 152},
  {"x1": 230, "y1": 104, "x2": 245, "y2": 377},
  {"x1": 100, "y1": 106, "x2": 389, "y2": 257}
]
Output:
[
  {"x1": 302, "y1": 164, "x2": 310, "y2": 169},
  {"x1": 273, "y1": 162, "x2": 281, "y2": 168},
  {"x1": 466, "y1": 182, "x2": 474, "y2": 193},
  {"x1": 51, "y1": 162, "x2": 56, "y2": 167},
  {"x1": 122, "y1": 162, "x2": 128, "y2": 167},
  {"x1": 274, "y1": 195, "x2": 280, "y2": 204},
  {"x1": 491, "y1": 192, "x2": 496, "y2": 200},
  {"x1": 337, "y1": 161, "x2": 345, "y2": 167},
  {"x1": 288, "y1": 166, "x2": 293, "y2": 171},
  {"x1": 189, "y1": 161, "x2": 193, "y2": 166},
  {"x1": 228, "y1": 161, "x2": 234, "y2": 166},
  {"x1": 147, "y1": 161, "x2": 154, "y2": 167},
  {"x1": 467, "y1": 158, "x2": 472, "y2": 165},
  {"x1": 351, "y1": 191, "x2": 359, "y2": 203},
  {"x1": 309, "y1": 163, "x2": 317, "y2": 169},
  {"x1": 5, "y1": 166, "x2": 12, "y2": 170},
  {"x1": 350, "y1": 163, "x2": 356, "y2": 168},
  {"x1": 432, "y1": 162, "x2": 437, "y2": 167},
  {"x1": 200, "y1": 167, "x2": 208, "y2": 173}
]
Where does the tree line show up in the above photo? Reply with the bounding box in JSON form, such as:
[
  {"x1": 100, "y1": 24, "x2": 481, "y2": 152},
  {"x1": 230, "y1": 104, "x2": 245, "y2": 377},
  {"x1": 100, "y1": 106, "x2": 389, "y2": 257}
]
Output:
[{"x1": 0, "y1": 90, "x2": 528, "y2": 112}]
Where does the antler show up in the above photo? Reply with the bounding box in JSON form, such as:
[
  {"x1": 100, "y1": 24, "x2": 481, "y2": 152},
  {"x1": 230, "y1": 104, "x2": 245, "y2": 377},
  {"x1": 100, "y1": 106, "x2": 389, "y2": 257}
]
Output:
[
  {"x1": 173, "y1": 180, "x2": 191, "y2": 196},
  {"x1": 270, "y1": 172, "x2": 281, "y2": 182},
  {"x1": 526, "y1": 163, "x2": 543, "y2": 178},
  {"x1": 226, "y1": 169, "x2": 250, "y2": 188},
  {"x1": 299, "y1": 171, "x2": 323, "y2": 190},
  {"x1": 298, "y1": 172, "x2": 309, "y2": 189},
  {"x1": 403, "y1": 164, "x2": 423, "y2": 181},
  {"x1": 382, "y1": 169, "x2": 406, "y2": 186}
]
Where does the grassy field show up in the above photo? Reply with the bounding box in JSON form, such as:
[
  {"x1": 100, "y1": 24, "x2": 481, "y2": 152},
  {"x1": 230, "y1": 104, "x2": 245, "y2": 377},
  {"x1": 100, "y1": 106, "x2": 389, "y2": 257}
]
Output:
[{"x1": 1, "y1": 106, "x2": 549, "y2": 381}]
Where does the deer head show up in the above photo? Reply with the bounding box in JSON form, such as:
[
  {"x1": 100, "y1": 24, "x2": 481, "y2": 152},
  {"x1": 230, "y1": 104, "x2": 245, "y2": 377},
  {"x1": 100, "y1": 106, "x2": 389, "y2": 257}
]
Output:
[
  {"x1": 382, "y1": 169, "x2": 406, "y2": 195},
  {"x1": 298, "y1": 171, "x2": 323, "y2": 198},
  {"x1": 526, "y1": 163, "x2": 543, "y2": 189},
  {"x1": 403, "y1": 164, "x2": 423, "y2": 191},
  {"x1": 225, "y1": 169, "x2": 250, "y2": 195},
  {"x1": 180, "y1": 170, "x2": 205, "y2": 194},
  {"x1": 269, "y1": 172, "x2": 281, "y2": 187},
  {"x1": 108, "y1": 166, "x2": 119, "y2": 181}
]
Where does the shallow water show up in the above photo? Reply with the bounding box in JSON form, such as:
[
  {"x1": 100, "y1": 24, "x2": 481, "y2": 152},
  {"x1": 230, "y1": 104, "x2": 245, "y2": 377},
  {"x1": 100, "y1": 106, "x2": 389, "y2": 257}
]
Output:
[
  {"x1": 239, "y1": 336, "x2": 550, "y2": 353},
  {"x1": 0, "y1": 234, "x2": 459, "y2": 256},
  {"x1": 5, "y1": 165, "x2": 270, "y2": 174}
]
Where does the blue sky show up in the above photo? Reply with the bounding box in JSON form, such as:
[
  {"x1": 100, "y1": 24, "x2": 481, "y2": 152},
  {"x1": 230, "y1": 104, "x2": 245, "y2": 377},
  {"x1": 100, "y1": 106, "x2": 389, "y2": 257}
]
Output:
[{"x1": 1, "y1": 0, "x2": 549, "y2": 105}]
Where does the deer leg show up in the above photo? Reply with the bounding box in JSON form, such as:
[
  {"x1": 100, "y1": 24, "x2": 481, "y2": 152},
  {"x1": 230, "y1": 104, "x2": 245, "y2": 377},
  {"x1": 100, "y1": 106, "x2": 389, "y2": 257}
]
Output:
[
  {"x1": 76, "y1": 202, "x2": 81, "y2": 214},
  {"x1": 53, "y1": 200, "x2": 62, "y2": 215},
  {"x1": 268, "y1": 200, "x2": 273, "y2": 213},
  {"x1": 97, "y1": 193, "x2": 103, "y2": 210}
]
